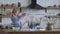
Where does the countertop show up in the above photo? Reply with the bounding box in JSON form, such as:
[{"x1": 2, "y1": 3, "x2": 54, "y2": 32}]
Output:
[
  {"x1": 0, "y1": 29, "x2": 60, "y2": 34},
  {"x1": 1, "y1": 29, "x2": 60, "y2": 32}
]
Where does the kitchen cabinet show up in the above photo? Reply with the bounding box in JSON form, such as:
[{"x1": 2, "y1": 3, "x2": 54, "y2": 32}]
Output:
[
  {"x1": 8, "y1": 32, "x2": 60, "y2": 34},
  {"x1": 0, "y1": 31, "x2": 5, "y2": 34}
]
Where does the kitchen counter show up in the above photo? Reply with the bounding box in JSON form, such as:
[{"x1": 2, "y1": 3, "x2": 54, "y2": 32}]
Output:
[{"x1": 0, "y1": 29, "x2": 60, "y2": 34}]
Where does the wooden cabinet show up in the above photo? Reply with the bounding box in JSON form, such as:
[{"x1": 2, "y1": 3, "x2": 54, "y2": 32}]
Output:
[
  {"x1": 7, "y1": 31, "x2": 60, "y2": 34},
  {"x1": 0, "y1": 29, "x2": 60, "y2": 34},
  {"x1": 0, "y1": 31, "x2": 5, "y2": 34}
]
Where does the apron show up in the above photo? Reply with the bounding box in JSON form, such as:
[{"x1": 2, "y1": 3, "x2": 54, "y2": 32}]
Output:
[{"x1": 11, "y1": 15, "x2": 21, "y2": 29}]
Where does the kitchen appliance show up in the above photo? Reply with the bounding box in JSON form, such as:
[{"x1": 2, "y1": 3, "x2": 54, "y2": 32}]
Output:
[{"x1": 27, "y1": 0, "x2": 45, "y2": 9}]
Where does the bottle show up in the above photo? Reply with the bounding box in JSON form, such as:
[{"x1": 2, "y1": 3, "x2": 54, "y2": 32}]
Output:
[{"x1": 18, "y1": 2, "x2": 21, "y2": 7}]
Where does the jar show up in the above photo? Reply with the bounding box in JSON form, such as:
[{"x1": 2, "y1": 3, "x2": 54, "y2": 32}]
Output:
[
  {"x1": 11, "y1": 3, "x2": 16, "y2": 8},
  {"x1": 59, "y1": 5, "x2": 60, "y2": 7},
  {"x1": 53, "y1": 5, "x2": 56, "y2": 7},
  {"x1": 1, "y1": 4, "x2": 5, "y2": 8},
  {"x1": 5, "y1": 4, "x2": 9, "y2": 7}
]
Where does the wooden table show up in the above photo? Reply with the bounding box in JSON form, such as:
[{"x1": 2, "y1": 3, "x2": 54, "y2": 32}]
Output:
[{"x1": 0, "y1": 29, "x2": 60, "y2": 34}]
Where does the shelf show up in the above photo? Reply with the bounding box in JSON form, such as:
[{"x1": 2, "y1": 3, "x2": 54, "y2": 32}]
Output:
[
  {"x1": 0, "y1": 6, "x2": 60, "y2": 9},
  {"x1": 1, "y1": 15, "x2": 60, "y2": 18},
  {"x1": 45, "y1": 7, "x2": 60, "y2": 9},
  {"x1": 21, "y1": 7, "x2": 28, "y2": 9},
  {"x1": 45, "y1": 16, "x2": 60, "y2": 18},
  {"x1": 0, "y1": 15, "x2": 11, "y2": 18},
  {"x1": 0, "y1": 6, "x2": 21, "y2": 9},
  {"x1": 21, "y1": 7, "x2": 60, "y2": 9}
]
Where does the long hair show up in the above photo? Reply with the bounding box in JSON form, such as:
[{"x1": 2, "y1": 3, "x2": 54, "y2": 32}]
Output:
[
  {"x1": 11, "y1": 8, "x2": 18, "y2": 16},
  {"x1": 12, "y1": 8, "x2": 17, "y2": 14}
]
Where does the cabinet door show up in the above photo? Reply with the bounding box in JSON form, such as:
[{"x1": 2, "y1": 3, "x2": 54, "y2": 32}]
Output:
[
  {"x1": 8, "y1": 32, "x2": 31, "y2": 34},
  {"x1": 8, "y1": 32, "x2": 60, "y2": 34},
  {"x1": 0, "y1": 31, "x2": 5, "y2": 34}
]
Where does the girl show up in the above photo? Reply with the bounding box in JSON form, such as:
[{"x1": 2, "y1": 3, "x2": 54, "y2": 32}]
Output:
[
  {"x1": 28, "y1": 16, "x2": 40, "y2": 30},
  {"x1": 11, "y1": 8, "x2": 21, "y2": 30}
]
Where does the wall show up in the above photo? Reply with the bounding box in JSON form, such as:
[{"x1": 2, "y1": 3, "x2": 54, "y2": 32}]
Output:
[{"x1": 0, "y1": 0, "x2": 60, "y2": 28}]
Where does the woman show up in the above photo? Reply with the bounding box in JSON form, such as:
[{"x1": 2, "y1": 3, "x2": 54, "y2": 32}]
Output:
[
  {"x1": 28, "y1": 16, "x2": 40, "y2": 30},
  {"x1": 11, "y1": 8, "x2": 21, "y2": 29},
  {"x1": 20, "y1": 13, "x2": 30, "y2": 29}
]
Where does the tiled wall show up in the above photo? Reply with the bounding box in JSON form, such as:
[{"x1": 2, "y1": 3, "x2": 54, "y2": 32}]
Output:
[
  {"x1": 22, "y1": 9, "x2": 60, "y2": 28},
  {"x1": 0, "y1": 0, "x2": 60, "y2": 28}
]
